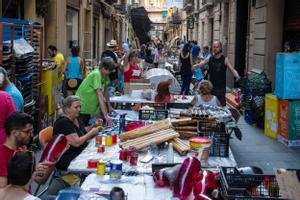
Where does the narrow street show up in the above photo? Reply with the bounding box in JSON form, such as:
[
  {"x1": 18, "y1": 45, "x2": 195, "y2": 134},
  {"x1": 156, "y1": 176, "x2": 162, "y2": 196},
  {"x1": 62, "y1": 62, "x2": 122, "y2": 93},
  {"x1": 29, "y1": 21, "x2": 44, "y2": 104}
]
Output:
[
  {"x1": 232, "y1": 118, "x2": 300, "y2": 174},
  {"x1": 0, "y1": 0, "x2": 299, "y2": 200}
]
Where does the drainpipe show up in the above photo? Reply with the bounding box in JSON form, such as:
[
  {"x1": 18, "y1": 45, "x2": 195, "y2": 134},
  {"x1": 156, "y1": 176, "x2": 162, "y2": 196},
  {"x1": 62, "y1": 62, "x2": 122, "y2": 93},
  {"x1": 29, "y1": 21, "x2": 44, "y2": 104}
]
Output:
[{"x1": 245, "y1": 0, "x2": 251, "y2": 78}]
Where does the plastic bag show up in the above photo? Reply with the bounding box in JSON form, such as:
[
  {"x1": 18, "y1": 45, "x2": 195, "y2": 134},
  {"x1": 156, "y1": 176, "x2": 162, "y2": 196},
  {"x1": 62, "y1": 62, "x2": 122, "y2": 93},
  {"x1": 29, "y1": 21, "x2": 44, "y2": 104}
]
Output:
[{"x1": 13, "y1": 38, "x2": 34, "y2": 58}]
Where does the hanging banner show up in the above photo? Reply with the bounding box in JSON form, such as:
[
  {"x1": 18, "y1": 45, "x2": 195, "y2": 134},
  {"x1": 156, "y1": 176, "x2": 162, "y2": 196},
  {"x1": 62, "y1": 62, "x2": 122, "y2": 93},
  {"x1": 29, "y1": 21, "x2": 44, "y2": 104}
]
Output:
[{"x1": 166, "y1": 0, "x2": 183, "y2": 9}]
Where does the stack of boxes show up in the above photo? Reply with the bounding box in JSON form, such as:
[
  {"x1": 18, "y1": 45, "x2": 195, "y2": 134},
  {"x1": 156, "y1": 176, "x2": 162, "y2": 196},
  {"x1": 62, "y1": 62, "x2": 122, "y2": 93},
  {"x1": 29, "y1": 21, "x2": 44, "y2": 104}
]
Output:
[{"x1": 264, "y1": 53, "x2": 300, "y2": 147}]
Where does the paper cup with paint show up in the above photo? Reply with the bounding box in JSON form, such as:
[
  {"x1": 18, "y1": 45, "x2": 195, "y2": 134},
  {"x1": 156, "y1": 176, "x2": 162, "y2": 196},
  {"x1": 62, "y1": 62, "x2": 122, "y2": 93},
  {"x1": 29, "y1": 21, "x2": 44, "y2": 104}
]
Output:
[{"x1": 189, "y1": 137, "x2": 212, "y2": 167}]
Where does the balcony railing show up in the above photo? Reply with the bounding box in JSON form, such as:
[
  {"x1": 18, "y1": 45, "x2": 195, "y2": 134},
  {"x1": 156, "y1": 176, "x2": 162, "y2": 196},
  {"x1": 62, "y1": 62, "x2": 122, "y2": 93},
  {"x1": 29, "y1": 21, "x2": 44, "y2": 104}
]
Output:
[{"x1": 167, "y1": 14, "x2": 181, "y2": 25}]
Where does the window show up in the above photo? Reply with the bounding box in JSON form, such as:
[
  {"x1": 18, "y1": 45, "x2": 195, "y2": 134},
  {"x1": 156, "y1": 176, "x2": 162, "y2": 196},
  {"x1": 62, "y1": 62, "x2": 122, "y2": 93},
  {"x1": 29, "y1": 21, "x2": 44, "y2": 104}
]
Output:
[
  {"x1": 93, "y1": 17, "x2": 99, "y2": 60},
  {"x1": 66, "y1": 7, "x2": 79, "y2": 55}
]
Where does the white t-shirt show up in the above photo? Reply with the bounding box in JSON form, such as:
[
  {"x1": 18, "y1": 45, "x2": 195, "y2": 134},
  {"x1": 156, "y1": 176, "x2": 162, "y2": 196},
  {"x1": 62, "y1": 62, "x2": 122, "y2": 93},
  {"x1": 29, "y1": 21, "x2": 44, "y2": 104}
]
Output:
[{"x1": 195, "y1": 95, "x2": 218, "y2": 107}]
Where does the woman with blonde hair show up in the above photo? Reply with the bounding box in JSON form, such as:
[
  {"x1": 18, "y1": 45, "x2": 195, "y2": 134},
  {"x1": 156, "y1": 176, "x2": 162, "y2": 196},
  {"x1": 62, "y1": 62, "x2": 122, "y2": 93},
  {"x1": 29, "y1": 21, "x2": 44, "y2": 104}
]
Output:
[{"x1": 193, "y1": 80, "x2": 221, "y2": 107}]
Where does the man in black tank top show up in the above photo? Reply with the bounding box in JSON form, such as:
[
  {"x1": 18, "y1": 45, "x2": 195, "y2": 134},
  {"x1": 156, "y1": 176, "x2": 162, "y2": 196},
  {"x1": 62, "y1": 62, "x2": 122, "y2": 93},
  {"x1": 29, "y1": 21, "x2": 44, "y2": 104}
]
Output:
[{"x1": 193, "y1": 41, "x2": 240, "y2": 106}]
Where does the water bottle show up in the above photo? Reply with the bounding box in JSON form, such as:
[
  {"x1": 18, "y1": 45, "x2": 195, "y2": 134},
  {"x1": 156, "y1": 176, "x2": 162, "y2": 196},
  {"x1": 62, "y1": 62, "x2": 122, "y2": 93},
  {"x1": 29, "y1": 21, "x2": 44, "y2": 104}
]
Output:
[
  {"x1": 150, "y1": 143, "x2": 159, "y2": 163},
  {"x1": 119, "y1": 113, "x2": 127, "y2": 134},
  {"x1": 167, "y1": 143, "x2": 174, "y2": 163}
]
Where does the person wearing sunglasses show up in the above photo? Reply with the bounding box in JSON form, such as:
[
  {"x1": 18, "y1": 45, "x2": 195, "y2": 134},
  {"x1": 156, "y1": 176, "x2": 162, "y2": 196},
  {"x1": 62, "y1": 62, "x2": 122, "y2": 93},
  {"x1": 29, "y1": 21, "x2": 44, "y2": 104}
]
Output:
[
  {"x1": 76, "y1": 57, "x2": 116, "y2": 126},
  {"x1": 0, "y1": 151, "x2": 40, "y2": 200}
]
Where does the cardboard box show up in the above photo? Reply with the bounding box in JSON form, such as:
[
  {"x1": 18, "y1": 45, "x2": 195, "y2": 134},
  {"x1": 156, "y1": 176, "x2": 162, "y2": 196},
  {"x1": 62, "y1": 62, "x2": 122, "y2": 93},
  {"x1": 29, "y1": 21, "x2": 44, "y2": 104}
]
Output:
[
  {"x1": 124, "y1": 81, "x2": 153, "y2": 95},
  {"x1": 278, "y1": 100, "x2": 300, "y2": 141},
  {"x1": 278, "y1": 135, "x2": 300, "y2": 147},
  {"x1": 275, "y1": 53, "x2": 300, "y2": 99},
  {"x1": 264, "y1": 94, "x2": 279, "y2": 139}
]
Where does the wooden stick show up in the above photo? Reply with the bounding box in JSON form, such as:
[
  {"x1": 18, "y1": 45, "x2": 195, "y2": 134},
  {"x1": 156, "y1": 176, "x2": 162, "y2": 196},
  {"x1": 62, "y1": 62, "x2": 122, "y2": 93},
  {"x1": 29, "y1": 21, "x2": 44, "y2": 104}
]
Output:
[
  {"x1": 119, "y1": 119, "x2": 171, "y2": 141},
  {"x1": 120, "y1": 130, "x2": 179, "y2": 150},
  {"x1": 171, "y1": 118, "x2": 197, "y2": 126},
  {"x1": 175, "y1": 126, "x2": 197, "y2": 131},
  {"x1": 121, "y1": 129, "x2": 174, "y2": 147},
  {"x1": 169, "y1": 138, "x2": 190, "y2": 155},
  {"x1": 178, "y1": 131, "x2": 198, "y2": 138},
  {"x1": 121, "y1": 130, "x2": 176, "y2": 149}
]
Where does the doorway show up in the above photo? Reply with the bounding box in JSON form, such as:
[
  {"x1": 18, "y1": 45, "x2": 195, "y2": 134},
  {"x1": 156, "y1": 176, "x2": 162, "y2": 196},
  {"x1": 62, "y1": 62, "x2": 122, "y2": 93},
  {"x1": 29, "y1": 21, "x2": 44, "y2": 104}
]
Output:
[
  {"x1": 210, "y1": 18, "x2": 214, "y2": 48},
  {"x1": 235, "y1": 0, "x2": 249, "y2": 77}
]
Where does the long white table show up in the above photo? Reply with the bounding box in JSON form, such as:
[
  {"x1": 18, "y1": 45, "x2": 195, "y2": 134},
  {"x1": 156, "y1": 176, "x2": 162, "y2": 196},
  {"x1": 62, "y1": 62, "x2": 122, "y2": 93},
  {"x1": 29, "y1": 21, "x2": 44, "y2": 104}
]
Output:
[
  {"x1": 110, "y1": 94, "x2": 195, "y2": 105},
  {"x1": 81, "y1": 174, "x2": 172, "y2": 200},
  {"x1": 68, "y1": 136, "x2": 237, "y2": 174}
]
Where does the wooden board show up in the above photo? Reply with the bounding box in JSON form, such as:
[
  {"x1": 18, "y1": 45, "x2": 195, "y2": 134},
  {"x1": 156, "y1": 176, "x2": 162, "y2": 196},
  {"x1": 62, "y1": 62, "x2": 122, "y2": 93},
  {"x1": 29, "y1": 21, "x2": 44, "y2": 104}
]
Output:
[{"x1": 119, "y1": 119, "x2": 171, "y2": 141}]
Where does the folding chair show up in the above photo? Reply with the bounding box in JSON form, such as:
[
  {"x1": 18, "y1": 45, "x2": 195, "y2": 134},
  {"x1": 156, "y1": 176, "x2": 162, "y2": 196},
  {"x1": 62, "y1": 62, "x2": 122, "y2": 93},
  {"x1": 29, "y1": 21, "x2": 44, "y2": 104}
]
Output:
[{"x1": 34, "y1": 130, "x2": 69, "y2": 197}]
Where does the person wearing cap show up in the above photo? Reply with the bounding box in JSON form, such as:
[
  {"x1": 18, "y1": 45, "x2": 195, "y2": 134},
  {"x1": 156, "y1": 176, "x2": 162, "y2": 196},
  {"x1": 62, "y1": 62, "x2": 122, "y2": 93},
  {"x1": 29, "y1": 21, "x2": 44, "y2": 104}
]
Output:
[
  {"x1": 76, "y1": 57, "x2": 115, "y2": 126},
  {"x1": 155, "y1": 80, "x2": 174, "y2": 103},
  {"x1": 0, "y1": 67, "x2": 24, "y2": 112}
]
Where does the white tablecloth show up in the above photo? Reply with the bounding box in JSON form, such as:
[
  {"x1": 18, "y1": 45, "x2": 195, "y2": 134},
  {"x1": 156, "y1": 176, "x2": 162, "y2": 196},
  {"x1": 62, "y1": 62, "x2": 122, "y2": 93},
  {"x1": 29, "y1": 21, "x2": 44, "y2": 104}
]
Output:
[
  {"x1": 110, "y1": 95, "x2": 194, "y2": 105},
  {"x1": 81, "y1": 174, "x2": 173, "y2": 200},
  {"x1": 68, "y1": 137, "x2": 237, "y2": 174}
]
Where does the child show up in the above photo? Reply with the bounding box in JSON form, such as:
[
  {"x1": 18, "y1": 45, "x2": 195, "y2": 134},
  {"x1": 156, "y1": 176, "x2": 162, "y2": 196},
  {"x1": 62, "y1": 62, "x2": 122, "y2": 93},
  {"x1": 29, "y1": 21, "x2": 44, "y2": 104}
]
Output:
[{"x1": 155, "y1": 80, "x2": 175, "y2": 103}]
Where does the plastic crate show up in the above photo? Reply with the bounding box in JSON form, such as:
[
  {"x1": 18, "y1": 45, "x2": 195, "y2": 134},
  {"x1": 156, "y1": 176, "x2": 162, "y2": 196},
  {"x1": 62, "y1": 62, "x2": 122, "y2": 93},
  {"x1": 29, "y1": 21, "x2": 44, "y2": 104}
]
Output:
[
  {"x1": 220, "y1": 167, "x2": 289, "y2": 200},
  {"x1": 198, "y1": 131, "x2": 229, "y2": 157},
  {"x1": 197, "y1": 121, "x2": 226, "y2": 132},
  {"x1": 139, "y1": 109, "x2": 168, "y2": 120}
]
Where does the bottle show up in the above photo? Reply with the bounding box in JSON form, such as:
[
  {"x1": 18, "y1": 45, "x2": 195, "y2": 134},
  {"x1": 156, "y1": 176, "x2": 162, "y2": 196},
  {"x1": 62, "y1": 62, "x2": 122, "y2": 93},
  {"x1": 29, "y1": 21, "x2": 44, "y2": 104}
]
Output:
[
  {"x1": 167, "y1": 143, "x2": 174, "y2": 163},
  {"x1": 119, "y1": 113, "x2": 127, "y2": 134}
]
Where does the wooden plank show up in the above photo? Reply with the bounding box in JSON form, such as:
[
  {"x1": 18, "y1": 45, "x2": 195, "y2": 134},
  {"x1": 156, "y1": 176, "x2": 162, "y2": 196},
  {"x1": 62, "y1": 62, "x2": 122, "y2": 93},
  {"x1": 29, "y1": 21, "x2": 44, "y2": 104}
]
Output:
[{"x1": 119, "y1": 119, "x2": 171, "y2": 141}]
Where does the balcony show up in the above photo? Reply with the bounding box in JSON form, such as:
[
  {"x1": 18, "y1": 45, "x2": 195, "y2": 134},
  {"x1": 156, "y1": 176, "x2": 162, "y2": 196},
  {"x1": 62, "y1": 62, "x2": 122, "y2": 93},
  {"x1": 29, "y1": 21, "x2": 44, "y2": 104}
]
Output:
[
  {"x1": 113, "y1": 0, "x2": 127, "y2": 13},
  {"x1": 202, "y1": 0, "x2": 214, "y2": 6},
  {"x1": 167, "y1": 14, "x2": 181, "y2": 25},
  {"x1": 183, "y1": 0, "x2": 194, "y2": 12}
]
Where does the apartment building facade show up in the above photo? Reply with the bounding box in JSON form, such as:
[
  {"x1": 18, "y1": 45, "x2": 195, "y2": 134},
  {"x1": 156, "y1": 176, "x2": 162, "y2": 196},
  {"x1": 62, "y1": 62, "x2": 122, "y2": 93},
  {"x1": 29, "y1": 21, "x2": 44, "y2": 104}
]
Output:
[
  {"x1": 186, "y1": 0, "x2": 298, "y2": 88},
  {"x1": 1, "y1": 0, "x2": 129, "y2": 64}
]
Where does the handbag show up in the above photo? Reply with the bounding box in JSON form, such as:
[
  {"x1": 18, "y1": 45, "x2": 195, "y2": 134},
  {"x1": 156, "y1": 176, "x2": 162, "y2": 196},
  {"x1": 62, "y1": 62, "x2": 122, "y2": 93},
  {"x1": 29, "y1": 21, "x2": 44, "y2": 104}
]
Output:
[{"x1": 67, "y1": 79, "x2": 78, "y2": 89}]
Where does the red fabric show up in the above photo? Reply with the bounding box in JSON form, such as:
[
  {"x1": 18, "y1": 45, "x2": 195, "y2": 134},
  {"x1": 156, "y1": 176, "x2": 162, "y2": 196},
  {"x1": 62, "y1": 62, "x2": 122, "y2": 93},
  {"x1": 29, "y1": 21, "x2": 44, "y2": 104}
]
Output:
[
  {"x1": 0, "y1": 91, "x2": 18, "y2": 144},
  {"x1": 173, "y1": 157, "x2": 201, "y2": 199},
  {"x1": 0, "y1": 145, "x2": 14, "y2": 177},
  {"x1": 125, "y1": 122, "x2": 145, "y2": 132},
  {"x1": 194, "y1": 170, "x2": 220, "y2": 200},
  {"x1": 124, "y1": 64, "x2": 141, "y2": 82},
  {"x1": 39, "y1": 134, "x2": 69, "y2": 164}
]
